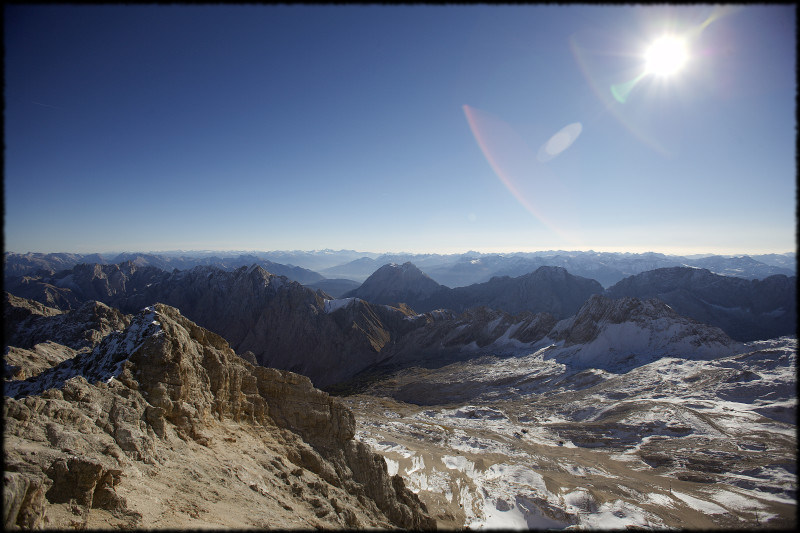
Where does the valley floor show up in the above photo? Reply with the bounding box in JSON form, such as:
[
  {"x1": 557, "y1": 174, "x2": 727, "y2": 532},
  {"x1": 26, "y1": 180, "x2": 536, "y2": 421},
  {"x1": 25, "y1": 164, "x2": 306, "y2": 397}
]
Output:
[{"x1": 343, "y1": 337, "x2": 797, "y2": 529}]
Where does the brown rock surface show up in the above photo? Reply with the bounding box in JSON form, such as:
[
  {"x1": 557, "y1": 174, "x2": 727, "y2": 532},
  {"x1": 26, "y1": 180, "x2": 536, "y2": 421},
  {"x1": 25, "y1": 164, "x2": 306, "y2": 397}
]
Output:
[{"x1": 3, "y1": 304, "x2": 435, "y2": 529}]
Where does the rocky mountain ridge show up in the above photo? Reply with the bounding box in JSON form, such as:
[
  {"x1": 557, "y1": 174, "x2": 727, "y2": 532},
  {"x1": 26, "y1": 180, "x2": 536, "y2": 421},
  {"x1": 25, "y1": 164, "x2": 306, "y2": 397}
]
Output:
[
  {"x1": 4, "y1": 293, "x2": 131, "y2": 381},
  {"x1": 4, "y1": 304, "x2": 435, "y2": 529},
  {"x1": 605, "y1": 267, "x2": 796, "y2": 341},
  {"x1": 543, "y1": 294, "x2": 745, "y2": 371},
  {"x1": 343, "y1": 262, "x2": 445, "y2": 308}
]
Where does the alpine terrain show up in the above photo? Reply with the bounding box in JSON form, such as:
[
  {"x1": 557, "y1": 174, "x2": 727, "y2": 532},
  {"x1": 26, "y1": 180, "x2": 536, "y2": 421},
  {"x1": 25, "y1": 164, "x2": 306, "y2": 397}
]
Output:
[{"x1": 3, "y1": 254, "x2": 796, "y2": 530}]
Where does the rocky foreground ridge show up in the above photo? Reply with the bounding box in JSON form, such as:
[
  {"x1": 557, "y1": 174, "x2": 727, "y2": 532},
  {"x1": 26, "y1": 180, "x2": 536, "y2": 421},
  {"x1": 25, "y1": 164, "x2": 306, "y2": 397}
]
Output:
[{"x1": 4, "y1": 304, "x2": 435, "y2": 529}]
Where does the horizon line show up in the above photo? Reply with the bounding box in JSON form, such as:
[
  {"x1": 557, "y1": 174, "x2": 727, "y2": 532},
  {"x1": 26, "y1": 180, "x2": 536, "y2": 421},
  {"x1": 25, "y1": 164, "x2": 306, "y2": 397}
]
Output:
[{"x1": 4, "y1": 248, "x2": 796, "y2": 257}]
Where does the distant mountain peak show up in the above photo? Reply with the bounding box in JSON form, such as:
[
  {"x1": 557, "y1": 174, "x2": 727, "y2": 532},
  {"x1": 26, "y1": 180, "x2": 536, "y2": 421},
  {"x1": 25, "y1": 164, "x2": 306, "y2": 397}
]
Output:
[{"x1": 343, "y1": 262, "x2": 444, "y2": 307}]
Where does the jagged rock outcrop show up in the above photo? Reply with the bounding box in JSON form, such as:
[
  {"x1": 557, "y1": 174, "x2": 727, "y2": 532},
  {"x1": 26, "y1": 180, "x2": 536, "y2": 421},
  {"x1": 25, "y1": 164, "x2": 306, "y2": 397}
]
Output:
[
  {"x1": 3, "y1": 304, "x2": 435, "y2": 529},
  {"x1": 3, "y1": 262, "x2": 168, "y2": 311},
  {"x1": 115, "y1": 266, "x2": 414, "y2": 388},
  {"x1": 4, "y1": 293, "x2": 131, "y2": 380},
  {"x1": 3, "y1": 276, "x2": 81, "y2": 311},
  {"x1": 605, "y1": 267, "x2": 797, "y2": 341},
  {"x1": 5, "y1": 293, "x2": 131, "y2": 352}
]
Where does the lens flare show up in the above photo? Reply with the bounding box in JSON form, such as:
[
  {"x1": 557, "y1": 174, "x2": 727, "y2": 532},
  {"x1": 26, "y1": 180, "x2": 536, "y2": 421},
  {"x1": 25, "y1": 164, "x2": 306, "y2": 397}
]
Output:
[
  {"x1": 537, "y1": 122, "x2": 583, "y2": 163},
  {"x1": 463, "y1": 105, "x2": 584, "y2": 246},
  {"x1": 571, "y1": 6, "x2": 740, "y2": 156},
  {"x1": 570, "y1": 34, "x2": 670, "y2": 156}
]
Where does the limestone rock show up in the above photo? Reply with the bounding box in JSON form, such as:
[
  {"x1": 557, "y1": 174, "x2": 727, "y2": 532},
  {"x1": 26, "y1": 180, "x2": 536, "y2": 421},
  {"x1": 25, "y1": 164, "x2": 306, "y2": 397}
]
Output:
[
  {"x1": 3, "y1": 304, "x2": 435, "y2": 529},
  {"x1": 4, "y1": 472, "x2": 46, "y2": 529}
]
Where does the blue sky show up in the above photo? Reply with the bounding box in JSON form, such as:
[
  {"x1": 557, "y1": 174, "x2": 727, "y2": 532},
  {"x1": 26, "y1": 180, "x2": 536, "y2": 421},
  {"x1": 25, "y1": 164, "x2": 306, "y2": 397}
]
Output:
[{"x1": 4, "y1": 5, "x2": 796, "y2": 255}]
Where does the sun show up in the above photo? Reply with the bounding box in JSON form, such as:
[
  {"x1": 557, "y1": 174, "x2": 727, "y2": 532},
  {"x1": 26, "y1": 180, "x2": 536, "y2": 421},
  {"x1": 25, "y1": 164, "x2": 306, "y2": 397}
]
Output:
[{"x1": 644, "y1": 35, "x2": 689, "y2": 77}]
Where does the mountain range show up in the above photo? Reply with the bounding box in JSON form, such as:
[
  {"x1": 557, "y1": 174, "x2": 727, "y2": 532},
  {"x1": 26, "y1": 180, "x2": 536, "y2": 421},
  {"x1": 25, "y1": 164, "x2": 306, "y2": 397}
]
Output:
[
  {"x1": 317, "y1": 250, "x2": 795, "y2": 287},
  {"x1": 343, "y1": 262, "x2": 604, "y2": 319},
  {"x1": 341, "y1": 261, "x2": 795, "y2": 343},
  {"x1": 5, "y1": 249, "x2": 795, "y2": 290},
  {"x1": 6, "y1": 256, "x2": 792, "y2": 388}
]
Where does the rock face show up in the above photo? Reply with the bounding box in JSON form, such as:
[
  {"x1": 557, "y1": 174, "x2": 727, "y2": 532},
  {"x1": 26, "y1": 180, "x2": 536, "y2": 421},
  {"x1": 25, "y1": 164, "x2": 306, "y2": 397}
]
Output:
[
  {"x1": 4, "y1": 293, "x2": 131, "y2": 352},
  {"x1": 3, "y1": 304, "x2": 435, "y2": 530},
  {"x1": 3, "y1": 262, "x2": 168, "y2": 311},
  {"x1": 116, "y1": 266, "x2": 408, "y2": 388},
  {"x1": 375, "y1": 306, "x2": 558, "y2": 372},
  {"x1": 605, "y1": 267, "x2": 797, "y2": 341}
]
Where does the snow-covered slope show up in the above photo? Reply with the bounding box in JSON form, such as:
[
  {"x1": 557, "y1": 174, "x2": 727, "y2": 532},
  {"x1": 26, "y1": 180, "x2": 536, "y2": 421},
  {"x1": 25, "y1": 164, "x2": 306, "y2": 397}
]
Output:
[{"x1": 542, "y1": 295, "x2": 744, "y2": 371}]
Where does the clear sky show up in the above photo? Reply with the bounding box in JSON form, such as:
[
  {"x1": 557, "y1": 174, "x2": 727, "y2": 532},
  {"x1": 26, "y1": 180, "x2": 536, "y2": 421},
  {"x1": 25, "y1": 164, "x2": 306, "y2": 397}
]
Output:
[{"x1": 4, "y1": 5, "x2": 796, "y2": 255}]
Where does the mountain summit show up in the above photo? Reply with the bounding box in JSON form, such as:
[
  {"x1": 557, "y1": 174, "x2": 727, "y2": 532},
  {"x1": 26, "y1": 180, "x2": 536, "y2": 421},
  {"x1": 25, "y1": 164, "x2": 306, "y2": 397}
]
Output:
[{"x1": 343, "y1": 262, "x2": 445, "y2": 307}]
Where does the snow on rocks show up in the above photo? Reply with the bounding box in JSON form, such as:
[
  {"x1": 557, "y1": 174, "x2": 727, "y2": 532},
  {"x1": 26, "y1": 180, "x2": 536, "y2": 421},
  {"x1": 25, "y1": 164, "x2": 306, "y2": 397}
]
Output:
[
  {"x1": 323, "y1": 297, "x2": 358, "y2": 313},
  {"x1": 6, "y1": 307, "x2": 162, "y2": 398}
]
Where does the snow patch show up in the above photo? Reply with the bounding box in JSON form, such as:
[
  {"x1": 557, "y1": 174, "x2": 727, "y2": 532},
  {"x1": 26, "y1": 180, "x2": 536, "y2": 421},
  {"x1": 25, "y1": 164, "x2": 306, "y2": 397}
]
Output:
[{"x1": 323, "y1": 298, "x2": 357, "y2": 313}]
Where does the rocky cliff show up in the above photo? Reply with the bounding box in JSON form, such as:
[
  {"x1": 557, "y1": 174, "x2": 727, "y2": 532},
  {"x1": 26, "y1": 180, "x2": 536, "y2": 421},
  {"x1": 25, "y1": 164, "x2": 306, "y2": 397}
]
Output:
[{"x1": 4, "y1": 304, "x2": 435, "y2": 530}]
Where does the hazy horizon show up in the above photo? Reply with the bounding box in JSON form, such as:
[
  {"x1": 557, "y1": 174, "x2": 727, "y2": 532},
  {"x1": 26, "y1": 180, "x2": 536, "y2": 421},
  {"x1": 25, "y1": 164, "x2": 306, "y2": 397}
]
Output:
[
  {"x1": 4, "y1": 5, "x2": 796, "y2": 255},
  {"x1": 4, "y1": 247, "x2": 795, "y2": 258}
]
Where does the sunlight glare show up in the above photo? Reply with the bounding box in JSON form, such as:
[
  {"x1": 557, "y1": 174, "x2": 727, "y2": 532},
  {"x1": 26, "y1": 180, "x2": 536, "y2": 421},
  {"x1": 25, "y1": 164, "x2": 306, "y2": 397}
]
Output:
[{"x1": 644, "y1": 35, "x2": 689, "y2": 76}]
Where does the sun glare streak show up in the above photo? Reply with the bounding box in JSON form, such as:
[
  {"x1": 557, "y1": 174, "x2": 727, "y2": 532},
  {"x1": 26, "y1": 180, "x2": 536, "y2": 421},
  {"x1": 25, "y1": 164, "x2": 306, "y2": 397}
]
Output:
[
  {"x1": 462, "y1": 105, "x2": 585, "y2": 246},
  {"x1": 610, "y1": 71, "x2": 648, "y2": 104}
]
